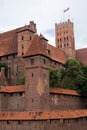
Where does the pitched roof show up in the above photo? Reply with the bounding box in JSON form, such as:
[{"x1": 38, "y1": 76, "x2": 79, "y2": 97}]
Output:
[
  {"x1": 0, "y1": 29, "x2": 18, "y2": 57},
  {"x1": 24, "y1": 35, "x2": 67, "y2": 64},
  {"x1": 0, "y1": 110, "x2": 87, "y2": 120},
  {"x1": 76, "y1": 48, "x2": 87, "y2": 65}
]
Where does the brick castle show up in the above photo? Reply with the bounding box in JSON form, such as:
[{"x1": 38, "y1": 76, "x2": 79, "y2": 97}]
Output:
[{"x1": 0, "y1": 20, "x2": 87, "y2": 130}]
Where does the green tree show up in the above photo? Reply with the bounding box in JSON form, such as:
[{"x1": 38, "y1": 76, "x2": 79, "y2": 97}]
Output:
[
  {"x1": 49, "y1": 67, "x2": 60, "y2": 88},
  {"x1": 61, "y1": 59, "x2": 86, "y2": 93}
]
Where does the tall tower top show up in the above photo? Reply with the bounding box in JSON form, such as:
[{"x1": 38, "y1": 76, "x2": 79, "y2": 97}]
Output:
[{"x1": 55, "y1": 19, "x2": 76, "y2": 59}]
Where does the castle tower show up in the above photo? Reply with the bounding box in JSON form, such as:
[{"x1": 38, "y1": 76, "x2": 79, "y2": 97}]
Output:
[
  {"x1": 17, "y1": 21, "x2": 37, "y2": 57},
  {"x1": 55, "y1": 19, "x2": 76, "y2": 59},
  {"x1": 24, "y1": 35, "x2": 50, "y2": 111}
]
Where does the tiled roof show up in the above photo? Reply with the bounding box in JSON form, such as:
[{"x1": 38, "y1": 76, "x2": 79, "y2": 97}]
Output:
[
  {"x1": 0, "y1": 29, "x2": 18, "y2": 57},
  {"x1": 24, "y1": 35, "x2": 67, "y2": 64},
  {"x1": 50, "y1": 88, "x2": 80, "y2": 96},
  {"x1": 47, "y1": 43, "x2": 67, "y2": 64},
  {"x1": 0, "y1": 85, "x2": 25, "y2": 93},
  {"x1": 0, "y1": 85, "x2": 81, "y2": 96},
  {"x1": 0, "y1": 110, "x2": 87, "y2": 120},
  {"x1": 76, "y1": 48, "x2": 87, "y2": 65}
]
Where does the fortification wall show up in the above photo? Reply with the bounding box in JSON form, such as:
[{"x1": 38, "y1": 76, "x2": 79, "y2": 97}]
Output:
[
  {"x1": 0, "y1": 92, "x2": 25, "y2": 111},
  {"x1": 0, "y1": 55, "x2": 25, "y2": 86},
  {"x1": 0, "y1": 117, "x2": 87, "y2": 130},
  {"x1": 50, "y1": 88, "x2": 87, "y2": 111}
]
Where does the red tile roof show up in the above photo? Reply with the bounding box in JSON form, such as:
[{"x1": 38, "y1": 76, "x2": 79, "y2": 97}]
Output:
[
  {"x1": 0, "y1": 29, "x2": 18, "y2": 57},
  {"x1": 0, "y1": 85, "x2": 81, "y2": 96},
  {"x1": 0, "y1": 110, "x2": 87, "y2": 120},
  {"x1": 0, "y1": 85, "x2": 25, "y2": 93},
  {"x1": 24, "y1": 35, "x2": 67, "y2": 64},
  {"x1": 76, "y1": 48, "x2": 87, "y2": 65},
  {"x1": 50, "y1": 88, "x2": 80, "y2": 96}
]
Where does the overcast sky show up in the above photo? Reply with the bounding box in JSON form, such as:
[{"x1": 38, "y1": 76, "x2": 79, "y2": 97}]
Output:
[{"x1": 0, "y1": 0, "x2": 87, "y2": 49}]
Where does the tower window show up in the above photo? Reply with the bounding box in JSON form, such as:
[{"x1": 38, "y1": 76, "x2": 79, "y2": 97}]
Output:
[
  {"x1": 67, "y1": 37, "x2": 69, "y2": 41},
  {"x1": 30, "y1": 59, "x2": 34, "y2": 65},
  {"x1": 64, "y1": 44, "x2": 66, "y2": 47},
  {"x1": 30, "y1": 36, "x2": 32, "y2": 41},
  {"x1": 60, "y1": 44, "x2": 62, "y2": 48},
  {"x1": 47, "y1": 50, "x2": 50, "y2": 54},
  {"x1": 60, "y1": 38, "x2": 62, "y2": 42},
  {"x1": 22, "y1": 52, "x2": 24, "y2": 56},
  {"x1": 21, "y1": 36, "x2": 24, "y2": 40},
  {"x1": 43, "y1": 59, "x2": 46, "y2": 64},
  {"x1": 57, "y1": 39, "x2": 59, "y2": 43},
  {"x1": 67, "y1": 43, "x2": 69, "y2": 46},
  {"x1": 22, "y1": 45, "x2": 24, "y2": 49},
  {"x1": 64, "y1": 37, "x2": 66, "y2": 42}
]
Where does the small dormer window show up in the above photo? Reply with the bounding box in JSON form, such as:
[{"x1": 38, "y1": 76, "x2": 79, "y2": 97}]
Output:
[{"x1": 21, "y1": 36, "x2": 24, "y2": 40}]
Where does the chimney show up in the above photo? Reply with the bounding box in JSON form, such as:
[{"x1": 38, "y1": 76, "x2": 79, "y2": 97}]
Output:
[{"x1": 29, "y1": 21, "x2": 37, "y2": 33}]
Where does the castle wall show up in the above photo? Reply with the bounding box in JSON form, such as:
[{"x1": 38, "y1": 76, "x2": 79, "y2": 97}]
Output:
[
  {"x1": 0, "y1": 92, "x2": 25, "y2": 111},
  {"x1": 0, "y1": 117, "x2": 87, "y2": 130},
  {"x1": 50, "y1": 93, "x2": 87, "y2": 110},
  {"x1": 0, "y1": 54, "x2": 25, "y2": 85}
]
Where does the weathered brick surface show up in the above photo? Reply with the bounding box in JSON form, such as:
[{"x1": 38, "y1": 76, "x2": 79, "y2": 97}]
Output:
[
  {"x1": 0, "y1": 118, "x2": 87, "y2": 130},
  {"x1": 50, "y1": 93, "x2": 87, "y2": 110}
]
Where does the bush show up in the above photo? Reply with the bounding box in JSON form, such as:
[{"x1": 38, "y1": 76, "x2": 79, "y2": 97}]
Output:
[
  {"x1": 18, "y1": 76, "x2": 25, "y2": 85},
  {"x1": 49, "y1": 67, "x2": 60, "y2": 87}
]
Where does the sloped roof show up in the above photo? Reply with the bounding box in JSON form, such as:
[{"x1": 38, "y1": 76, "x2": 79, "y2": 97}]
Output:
[
  {"x1": 76, "y1": 48, "x2": 87, "y2": 65},
  {"x1": 0, "y1": 110, "x2": 87, "y2": 120},
  {"x1": 0, "y1": 29, "x2": 18, "y2": 57},
  {"x1": 0, "y1": 85, "x2": 25, "y2": 93},
  {"x1": 24, "y1": 35, "x2": 67, "y2": 64},
  {"x1": 50, "y1": 88, "x2": 80, "y2": 96}
]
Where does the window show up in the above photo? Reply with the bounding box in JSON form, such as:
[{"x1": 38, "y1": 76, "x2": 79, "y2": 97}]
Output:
[
  {"x1": 60, "y1": 44, "x2": 62, "y2": 48},
  {"x1": 30, "y1": 59, "x2": 34, "y2": 65},
  {"x1": 6, "y1": 56, "x2": 8, "y2": 59},
  {"x1": 48, "y1": 50, "x2": 50, "y2": 54},
  {"x1": 57, "y1": 39, "x2": 59, "y2": 42},
  {"x1": 18, "y1": 120, "x2": 23, "y2": 124},
  {"x1": 21, "y1": 36, "x2": 24, "y2": 40},
  {"x1": 32, "y1": 73, "x2": 34, "y2": 77},
  {"x1": 30, "y1": 36, "x2": 32, "y2": 41},
  {"x1": 22, "y1": 52, "x2": 24, "y2": 56},
  {"x1": 22, "y1": 45, "x2": 24, "y2": 49},
  {"x1": 43, "y1": 59, "x2": 46, "y2": 64},
  {"x1": 7, "y1": 120, "x2": 11, "y2": 124},
  {"x1": 60, "y1": 38, "x2": 62, "y2": 42},
  {"x1": 67, "y1": 36, "x2": 69, "y2": 41},
  {"x1": 32, "y1": 98, "x2": 34, "y2": 103}
]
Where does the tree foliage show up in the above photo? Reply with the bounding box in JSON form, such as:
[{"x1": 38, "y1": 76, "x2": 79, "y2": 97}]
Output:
[
  {"x1": 49, "y1": 67, "x2": 60, "y2": 88},
  {"x1": 61, "y1": 59, "x2": 87, "y2": 94},
  {"x1": 18, "y1": 75, "x2": 25, "y2": 85}
]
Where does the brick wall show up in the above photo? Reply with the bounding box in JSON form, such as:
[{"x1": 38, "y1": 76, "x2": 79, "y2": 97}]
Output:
[
  {"x1": 0, "y1": 117, "x2": 87, "y2": 130},
  {"x1": 50, "y1": 93, "x2": 87, "y2": 110},
  {"x1": 0, "y1": 92, "x2": 25, "y2": 111}
]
